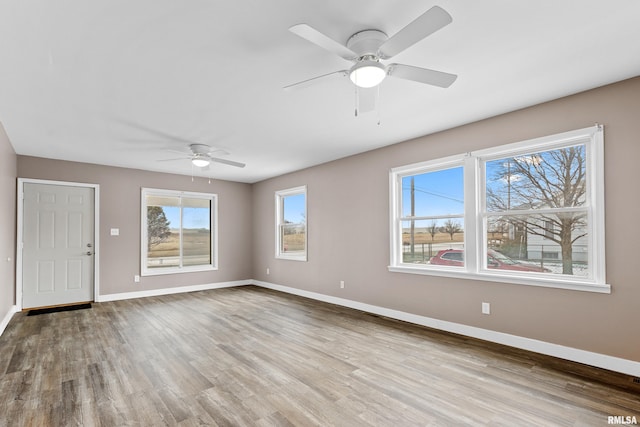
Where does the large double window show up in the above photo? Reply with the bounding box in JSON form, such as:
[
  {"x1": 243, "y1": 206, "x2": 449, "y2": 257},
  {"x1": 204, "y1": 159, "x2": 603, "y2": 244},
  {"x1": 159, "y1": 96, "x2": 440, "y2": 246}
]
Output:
[
  {"x1": 142, "y1": 188, "x2": 217, "y2": 276},
  {"x1": 389, "y1": 126, "x2": 608, "y2": 292}
]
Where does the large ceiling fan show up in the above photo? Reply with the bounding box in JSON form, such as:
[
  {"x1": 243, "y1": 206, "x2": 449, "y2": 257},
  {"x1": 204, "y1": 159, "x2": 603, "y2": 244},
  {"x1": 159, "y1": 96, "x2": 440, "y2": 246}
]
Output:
[
  {"x1": 285, "y1": 5, "x2": 457, "y2": 92},
  {"x1": 160, "y1": 144, "x2": 246, "y2": 169}
]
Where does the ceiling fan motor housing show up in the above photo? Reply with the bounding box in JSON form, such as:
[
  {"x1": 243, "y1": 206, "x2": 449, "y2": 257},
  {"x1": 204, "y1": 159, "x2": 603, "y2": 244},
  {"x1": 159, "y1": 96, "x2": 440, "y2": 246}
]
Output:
[
  {"x1": 190, "y1": 143, "x2": 211, "y2": 155},
  {"x1": 346, "y1": 30, "x2": 388, "y2": 59}
]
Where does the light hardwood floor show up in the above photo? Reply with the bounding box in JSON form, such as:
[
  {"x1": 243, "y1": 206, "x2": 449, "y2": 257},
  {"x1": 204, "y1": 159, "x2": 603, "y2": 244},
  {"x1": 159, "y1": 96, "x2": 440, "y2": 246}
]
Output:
[{"x1": 0, "y1": 286, "x2": 638, "y2": 426}]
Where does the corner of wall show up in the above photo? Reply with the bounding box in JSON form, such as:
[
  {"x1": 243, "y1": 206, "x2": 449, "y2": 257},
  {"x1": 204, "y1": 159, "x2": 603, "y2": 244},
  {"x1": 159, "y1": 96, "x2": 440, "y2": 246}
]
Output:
[{"x1": 0, "y1": 121, "x2": 18, "y2": 337}]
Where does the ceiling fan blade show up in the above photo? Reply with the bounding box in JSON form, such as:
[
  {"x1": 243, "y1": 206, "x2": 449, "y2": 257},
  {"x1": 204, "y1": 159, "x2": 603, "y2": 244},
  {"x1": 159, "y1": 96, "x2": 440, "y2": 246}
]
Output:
[
  {"x1": 117, "y1": 119, "x2": 190, "y2": 143},
  {"x1": 210, "y1": 157, "x2": 246, "y2": 168},
  {"x1": 157, "y1": 157, "x2": 189, "y2": 162},
  {"x1": 378, "y1": 6, "x2": 452, "y2": 59},
  {"x1": 388, "y1": 64, "x2": 457, "y2": 88},
  {"x1": 284, "y1": 70, "x2": 348, "y2": 91},
  {"x1": 167, "y1": 148, "x2": 192, "y2": 156},
  {"x1": 207, "y1": 148, "x2": 230, "y2": 157},
  {"x1": 356, "y1": 87, "x2": 377, "y2": 114},
  {"x1": 289, "y1": 24, "x2": 358, "y2": 61}
]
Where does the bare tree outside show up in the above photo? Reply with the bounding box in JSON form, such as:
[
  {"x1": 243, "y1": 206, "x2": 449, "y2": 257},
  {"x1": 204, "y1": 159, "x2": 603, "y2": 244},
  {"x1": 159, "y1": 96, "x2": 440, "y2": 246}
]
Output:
[
  {"x1": 442, "y1": 219, "x2": 461, "y2": 241},
  {"x1": 428, "y1": 220, "x2": 438, "y2": 241},
  {"x1": 486, "y1": 145, "x2": 587, "y2": 274}
]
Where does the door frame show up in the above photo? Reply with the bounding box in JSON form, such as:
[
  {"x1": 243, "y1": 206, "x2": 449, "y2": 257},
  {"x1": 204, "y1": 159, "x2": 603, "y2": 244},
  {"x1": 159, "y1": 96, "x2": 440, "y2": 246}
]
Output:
[{"x1": 16, "y1": 178, "x2": 100, "y2": 310}]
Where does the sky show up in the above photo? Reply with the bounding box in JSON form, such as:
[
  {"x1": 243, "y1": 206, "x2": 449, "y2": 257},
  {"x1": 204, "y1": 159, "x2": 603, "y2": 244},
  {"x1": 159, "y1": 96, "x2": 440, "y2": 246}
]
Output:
[
  {"x1": 162, "y1": 206, "x2": 210, "y2": 230},
  {"x1": 157, "y1": 194, "x2": 305, "y2": 230},
  {"x1": 400, "y1": 155, "x2": 560, "y2": 219},
  {"x1": 402, "y1": 167, "x2": 464, "y2": 218},
  {"x1": 402, "y1": 147, "x2": 584, "y2": 226},
  {"x1": 283, "y1": 193, "x2": 306, "y2": 224}
]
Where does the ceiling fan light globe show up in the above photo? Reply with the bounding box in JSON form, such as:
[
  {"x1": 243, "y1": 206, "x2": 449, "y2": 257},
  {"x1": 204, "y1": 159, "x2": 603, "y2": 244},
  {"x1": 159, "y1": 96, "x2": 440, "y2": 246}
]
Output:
[
  {"x1": 192, "y1": 158, "x2": 210, "y2": 168},
  {"x1": 349, "y1": 61, "x2": 386, "y2": 88}
]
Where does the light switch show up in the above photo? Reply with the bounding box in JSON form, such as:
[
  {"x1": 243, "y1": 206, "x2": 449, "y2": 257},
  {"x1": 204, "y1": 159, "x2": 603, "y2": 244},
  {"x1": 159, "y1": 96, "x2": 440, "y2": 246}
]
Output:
[
  {"x1": 482, "y1": 302, "x2": 491, "y2": 315},
  {"x1": 110, "y1": 228, "x2": 120, "y2": 236}
]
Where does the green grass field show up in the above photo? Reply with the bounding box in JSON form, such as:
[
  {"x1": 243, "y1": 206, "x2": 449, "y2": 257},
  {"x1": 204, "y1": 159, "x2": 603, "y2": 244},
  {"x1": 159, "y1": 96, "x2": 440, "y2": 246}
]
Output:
[{"x1": 148, "y1": 230, "x2": 210, "y2": 258}]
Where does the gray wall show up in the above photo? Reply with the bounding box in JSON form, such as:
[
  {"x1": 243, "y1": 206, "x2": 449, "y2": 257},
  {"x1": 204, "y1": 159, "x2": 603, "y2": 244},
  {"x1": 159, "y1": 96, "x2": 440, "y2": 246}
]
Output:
[
  {"x1": 251, "y1": 76, "x2": 640, "y2": 362},
  {"x1": 17, "y1": 158, "x2": 253, "y2": 296},
  {"x1": 4, "y1": 77, "x2": 639, "y2": 364},
  {"x1": 0, "y1": 123, "x2": 16, "y2": 326}
]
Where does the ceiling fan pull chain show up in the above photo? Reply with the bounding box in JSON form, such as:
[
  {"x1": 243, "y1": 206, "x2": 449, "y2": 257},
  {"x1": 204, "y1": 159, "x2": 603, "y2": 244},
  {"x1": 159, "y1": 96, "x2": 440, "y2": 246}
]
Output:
[
  {"x1": 354, "y1": 85, "x2": 359, "y2": 117},
  {"x1": 377, "y1": 84, "x2": 381, "y2": 126}
]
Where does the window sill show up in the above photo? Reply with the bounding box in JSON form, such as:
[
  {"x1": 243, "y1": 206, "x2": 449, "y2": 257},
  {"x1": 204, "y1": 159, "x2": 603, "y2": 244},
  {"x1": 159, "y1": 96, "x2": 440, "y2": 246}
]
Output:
[
  {"x1": 142, "y1": 265, "x2": 218, "y2": 277},
  {"x1": 387, "y1": 265, "x2": 611, "y2": 294},
  {"x1": 276, "y1": 254, "x2": 307, "y2": 262}
]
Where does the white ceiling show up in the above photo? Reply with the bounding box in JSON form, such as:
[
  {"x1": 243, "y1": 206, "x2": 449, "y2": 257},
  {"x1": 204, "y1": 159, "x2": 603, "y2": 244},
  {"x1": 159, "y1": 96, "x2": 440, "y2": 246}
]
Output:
[{"x1": 1, "y1": 1, "x2": 639, "y2": 183}]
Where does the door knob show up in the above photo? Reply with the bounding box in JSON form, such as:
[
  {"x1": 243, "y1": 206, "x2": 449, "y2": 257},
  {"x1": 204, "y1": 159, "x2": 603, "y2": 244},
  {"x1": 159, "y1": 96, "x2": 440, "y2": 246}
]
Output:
[
  {"x1": 87, "y1": 243, "x2": 93, "y2": 248},
  {"x1": 86, "y1": 251, "x2": 93, "y2": 256}
]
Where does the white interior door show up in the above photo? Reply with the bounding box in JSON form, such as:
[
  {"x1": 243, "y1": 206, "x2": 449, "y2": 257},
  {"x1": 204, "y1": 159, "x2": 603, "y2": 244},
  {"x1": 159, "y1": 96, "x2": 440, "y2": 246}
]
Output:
[{"x1": 22, "y1": 183, "x2": 95, "y2": 309}]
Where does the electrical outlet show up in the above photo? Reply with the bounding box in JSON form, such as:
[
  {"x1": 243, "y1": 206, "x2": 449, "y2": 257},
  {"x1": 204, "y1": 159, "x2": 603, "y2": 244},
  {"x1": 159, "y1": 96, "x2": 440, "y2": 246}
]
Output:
[
  {"x1": 482, "y1": 302, "x2": 491, "y2": 315},
  {"x1": 134, "y1": 275, "x2": 140, "y2": 283},
  {"x1": 340, "y1": 280, "x2": 345, "y2": 289},
  {"x1": 266, "y1": 268, "x2": 270, "y2": 275}
]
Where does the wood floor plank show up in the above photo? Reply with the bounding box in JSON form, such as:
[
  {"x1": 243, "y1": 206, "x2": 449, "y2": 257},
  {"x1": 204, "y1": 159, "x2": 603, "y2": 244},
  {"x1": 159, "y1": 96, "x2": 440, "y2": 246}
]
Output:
[{"x1": 1, "y1": 285, "x2": 639, "y2": 426}]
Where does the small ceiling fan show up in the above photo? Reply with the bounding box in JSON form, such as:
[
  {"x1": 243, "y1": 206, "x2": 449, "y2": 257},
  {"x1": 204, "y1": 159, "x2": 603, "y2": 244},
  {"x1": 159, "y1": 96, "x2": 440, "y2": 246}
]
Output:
[
  {"x1": 160, "y1": 144, "x2": 246, "y2": 169},
  {"x1": 285, "y1": 5, "x2": 457, "y2": 91},
  {"x1": 113, "y1": 120, "x2": 246, "y2": 169}
]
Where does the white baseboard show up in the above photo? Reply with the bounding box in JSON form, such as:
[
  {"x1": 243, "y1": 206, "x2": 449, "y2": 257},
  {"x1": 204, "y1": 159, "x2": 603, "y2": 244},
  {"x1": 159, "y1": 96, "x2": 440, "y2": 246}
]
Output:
[
  {"x1": 0, "y1": 305, "x2": 19, "y2": 337},
  {"x1": 253, "y1": 280, "x2": 640, "y2": 377},
  {"x1": 96, "y1": 280, "x2": 252, "y2": 302}
]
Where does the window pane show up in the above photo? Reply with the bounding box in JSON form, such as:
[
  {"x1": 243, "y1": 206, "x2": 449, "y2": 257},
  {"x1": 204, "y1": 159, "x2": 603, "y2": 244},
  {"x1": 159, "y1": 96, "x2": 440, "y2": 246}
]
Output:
[
  {"x1": 401, "y1": 219, "x2": 464, "y2": 264},
  {"x1": 277, "y1": 187, "x2": 307, "y2": 260},
  {"x1": 402, "y1": 167, "x2": 464, "y2": 217},
  {"x1": 146, "y1": 201, "x2": 180, "y2": 269},
  {"x1": 281, "y1": 224, "x2": 305, "y2": 253},
  {"x1": 283, "y1": 193, "x2": 305, "y2": 224},
  {"x1": 485, "y1": 145, "x2": 587, "y2": 212},
  {"x1": 147, "y1": 195, "x2": 181, "y2": 207},
  {"x1": 182, "y1": 197, "x2": 211, "y2": 209},
  {"x1": 182, "y1": 198, "x2": 211, "y2": 267},
  {"x1": 486, "y1": 214, "x2": 588, "y2": 277}
]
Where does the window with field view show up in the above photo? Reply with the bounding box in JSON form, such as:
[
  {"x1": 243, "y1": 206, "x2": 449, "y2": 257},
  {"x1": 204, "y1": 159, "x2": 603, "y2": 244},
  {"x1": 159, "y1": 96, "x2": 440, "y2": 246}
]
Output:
[
  {"x1": 276, "y1": 186, "x2": 307, "y2": 261},
  {"x1": 142, "y1": 189, "x2": 217, "y2": 275},
  {"x1": 389, "y1": 126, "x2": 608, "y2": 293}
]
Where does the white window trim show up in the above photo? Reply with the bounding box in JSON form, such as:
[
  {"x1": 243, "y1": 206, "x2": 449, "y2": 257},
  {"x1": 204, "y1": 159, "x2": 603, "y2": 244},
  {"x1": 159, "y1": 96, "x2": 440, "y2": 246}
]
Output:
[
  {"x1": 389, "y1": 125, "x2": 610, "y2": 293},
  {"x1": 141, "y1": 188, "x2": 218, "y2": 276},
  {"x1": 275, "y1": 185, "x2": 307, "y2": 261},
  {"x1": 389, "y1": 154, "x2": 466, "y2": 267}
]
